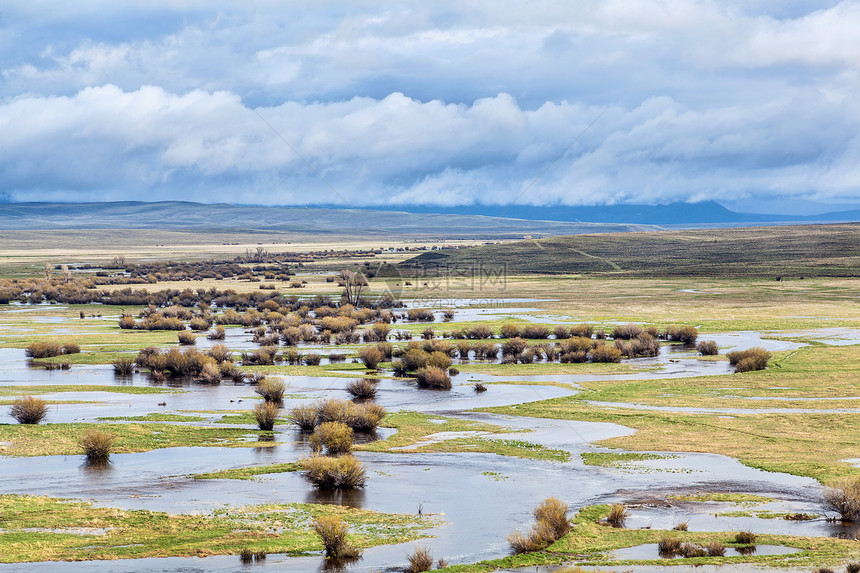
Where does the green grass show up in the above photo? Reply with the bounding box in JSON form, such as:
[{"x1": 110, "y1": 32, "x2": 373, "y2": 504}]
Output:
[
  {"x1": 193, "y1": 462, "x2": 302, "y2": 480},
  {"x1": 0, "y1": 385, "x2": 180, "y2": 397},
  {"x1": 0, "y1": 422, "x2": 276, "y2": 457},
  {"x1": 581, "y1": 452, "x2": 675, "y2": 468},
  {"x1": 0, "y1": 494, "x2": 437, "y2": 562},
  {"x1": 96, "y1": 413, "x2": 206, "y2": 423},
  {"x1": 667, "y1": 493, "x2": 774, "y2": 504},
  {"x1": 357, "y1": 411, "x2": 569, "y2": 461}
]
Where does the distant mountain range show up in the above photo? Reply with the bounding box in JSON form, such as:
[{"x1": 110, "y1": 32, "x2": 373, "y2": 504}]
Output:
[
  {"x1": 0, "y1": 201, "x2": 654, "y2": 238},
  {"x1": 0, "y1": 200, "x2": 858, "y2": 235},
  {"x1": 361, "y1": 201, "x2": 860, "y2": 225}
]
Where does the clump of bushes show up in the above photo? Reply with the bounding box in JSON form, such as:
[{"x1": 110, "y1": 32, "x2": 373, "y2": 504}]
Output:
[
  {"x1": 615, "y1": 333, "x2": 660, "y2": 358},
  {"x1": 359, "y1": 346, "x2": 383, "y2": 369},
  {"x1": 208, "y1": 325, "x2": 226, "y2": 340},
  {"x1": 697, "y1": 340, "x2": 719, "y2": 355},
  {"x1": 657, "y1": 535, "x2": 682, "y2": 557},
  {"x1": 112, "y1": 357, "x2": 135, "y2": 375},
  {"x1": 289, "y1": 399, "x2": 386, "y2": 432},
  {"x1": 414, "y1": 366, "x2": 451, "y2": 389},
  {"x1": 80, "y1": 428, "x2": 115, "y2": 464},
  {"x1": 405, "y1": 546, "x2": 434, "y2": 572},
  {"x1": 666, "y1": 325, "x2": 699, "y2": 345},
  {"x1": 301, "y1": 454, "x2": 366, "y2": 488},
  {"x1": 177, "y1": 331, "x2": 197, "y2": 345},
  {"x1": 606, "y1": 503, "x2": 627, "y2": 527},
  {"x1": 590, "y1": 344, "x2": 623, "y2": 363},
  {"x1": 612, "y1": 324, "x2": 643, "y2": 340},
  {"x1": 25, "y1": 341, "x2": 80, "y2": 358},
  {"x1": 253, "y1": 402, "x2": 279, "y2": 431},
  {"x1": 255, "y1": 378, "x2": 285, "y2": 402},
  {"x1": 304, "y1": 353, "x2": 322, "y2": 366},
  {"x1": 312, "y1": 514, "x2": 360, "y2": 559},
  {"x1": 288, "y1": 404, "x2": 318, "y2": 432},
  {"x1": 346, "y1": 378, "x2": 378, "y2": 399},
  {"x1": 10, "y1": 395, "x2": 48, "y2": 424},
  {"x1": 726, "y1": 347, "x2": 771, "y2": 372},
  {"x1": 734, "y1": 530, "x2": 756, "y2": 544},
  {"x1": 508, "y1": 497, "x2": 570, "y2": 553},
  {"x1": 310, "y1": 422, "x2": 354, "y2": 455},
  {"x1": 823, "y1": 477, "x2": 860, "y2": 521},
  {"x1": 706, "y1": 540, "x2": 726, "y2": 556}
]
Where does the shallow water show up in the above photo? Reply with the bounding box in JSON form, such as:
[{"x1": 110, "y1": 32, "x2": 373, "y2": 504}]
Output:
[{"x1": 0, "y1": 309, "x2": 851, "y2": 571}]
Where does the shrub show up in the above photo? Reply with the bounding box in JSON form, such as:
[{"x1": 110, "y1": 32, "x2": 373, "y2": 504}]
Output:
[
  {"x1": 397, "y1": 349, "x2": 430, "y2": 373},
  {"x1": 198, "y1": 361, "x2": 222, "y2": 384},
  {"x1": 666, "y1": 325, "x2": 699, "y2": 345},
  {"x1": 10, "y1": 395, "x2": 48, "y2": 424},
  {"x1": 405, "y1": 546, "x2": 434, "y2": 573},
  {"x1": 456, "y1": 340, "x2": 472, "y2": 359},
  {"x1": 207, "y1": 343, "x2": 232, "y2": 363},
  {"x1": 304, "y1": 353, "x2": 322, "y2": 366},
  {"x1": 328, "y1": 353, "x2": 346, "y2": 362},
  {"x1": 553, "y1": 326, "x2": 570, "y2": 340},
  {"x1": 590, "y1": 344, "x2": 623, "y2": 363},
  {"x1": 255, "y1": 378, "x2": 285, "y2": 402},
  {"x1": 673, "y1": 521, "x2": 688, "y2": 531},
  {"x1": 500, "y1": 324, "x2": 520, "y2": 339},
  {"x1": 522, "y1": 325, "x2": 550, "y2": 339},
  {"x1": 239, "y1": 548, "x2": 252, "y2": 563},
  {"x1": 427, "y1": 351, "x2": 452, "y2": 371},
  {"x1": 606, "y1": 503, "x2": 627, "y2": 527},
  {"x1": 310, "y1": 422, "x2": 354, "y2": 455},
  {"x1": 560, "y1": 350, "x2": 588, "y2": 363},
  {"x1": 697, "y1": 340, "x2": 719, "y2": 355},
  {"x1": 473, "y1": 382, "x2": 487, "y2": 393},
  {"x1": 112, "y1": 357, "x2": 135, "y2": 375},
  {"x1": 348, "y1": 401, "x2": 386, "y2": 432},
  {"x1": 734, "y1": 530, "x2": 756, "y2": 544},
  {"x1": 502, "y1": 337, "x2": 528, "y2": 356},
  {"x1": 62, "y1": 342, "x2": 80, "y2": 355},
  {"x1": 208, "y1": 325, "x2": 226, "y2": 340},
  {"x1": 727, "y1": 347, "x2": 771, "y2": 372},
  {"x1": 615, "y1": 334, "x2": 660, "y2": 358},
  {"x1": 359, "y1": 346, "x2": 383, "y2": 369},
  {"x1": 823, "y1": 477, "x2": 860, "y2": 521},
  {"x1": 253, "y1": 402, "x2": 279, "y2": 431},
  {"x1": 302, "y1": 455, "x2": 366, "y2": 488},
  {"x1": 312, "y1": 514, "x2": 360, "y2": 559},
  {"x1": 177, "y1": 331, "x2": 197, "y2": 345},
  {"x1": 189, "y1": 317, "x2": 211, "y2": 331},
  {"x1": 465, "y1": 325, "x2": 493, "y2": 339},
  {"x1": 406, "y1": 308, "x2": 434, "y2": 322},
  {"x1": 657, "y1": 535, "x2": 682, "y2": 557},
  {"x1": 415, "y1": 366, "x2": 451, "y2": 389},
  {"x1": 289, "y1": 404, "x2": 318, "y2": 432},
  {"x1": 706, "y1": 541, "x2": 726, "y2": 556},
  {"x1": 533, "y1": 497, "x2": 570, "y2": 539},
  {"x1": 570, "y1": 323, "x2": 594, "y2": 339},
  {"x1": 678, "y1": 542, "x2": 707, "y2": 558},
  {"x1": 25, "y1": 341, "x2": 62, "y2": 358},
  {"x1": 376, "y1": 342, "x2": 393, "y2": 360},
  {"x1": 612, "y1": 324, "x2": 642, "y2": 340},
  {"x1": 80, "y1": 428, "x2": 114, "y2": 464},
  {"x1": 846, "y1": 563, "x2": 860, "y2": 573},
  {"x1": 118, "y1": 315, "x2": 136, "y2": 329},
  {"x1": 346, "y1": 378, "x2": 377, "y2": 399},
  {"x1": 508, "y1": 497, "x2": 570, "y2": 553}
]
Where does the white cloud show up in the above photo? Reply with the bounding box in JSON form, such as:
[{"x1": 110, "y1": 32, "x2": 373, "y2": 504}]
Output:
[{"x1": 1, "y1": 1, "x2": 859, "y2": 207}]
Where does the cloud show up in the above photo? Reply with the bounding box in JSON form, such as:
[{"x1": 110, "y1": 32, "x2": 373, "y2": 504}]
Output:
[
  {"x1": 1, "y1": 1, "x2": 859, "y2": 207},
  {"x1": 1, "y1": 84, "x2": 857, "y2": 206}
]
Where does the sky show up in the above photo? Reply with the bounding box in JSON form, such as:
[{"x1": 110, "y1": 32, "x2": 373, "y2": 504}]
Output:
[{"x1": 1, "y1": 1, "x2": 859, "y2": 214}]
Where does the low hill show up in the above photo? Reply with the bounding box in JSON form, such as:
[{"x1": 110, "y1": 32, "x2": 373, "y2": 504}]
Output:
[
  {"x1": 398, "y1": 223, "x2": 860, "y2": 277},
  {"x1": 0, "y1": 201, "x2": 655, "y2": 238}
]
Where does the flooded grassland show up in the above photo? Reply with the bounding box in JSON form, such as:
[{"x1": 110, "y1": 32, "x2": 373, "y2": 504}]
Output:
[{"x1": 1, "y1": 272, "x2": 860, "y2": 572}]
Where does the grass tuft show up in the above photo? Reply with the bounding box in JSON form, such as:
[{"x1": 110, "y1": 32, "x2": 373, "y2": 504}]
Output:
[{"x1": 10, "y1": 395, "x2": 48, "y2": 424}]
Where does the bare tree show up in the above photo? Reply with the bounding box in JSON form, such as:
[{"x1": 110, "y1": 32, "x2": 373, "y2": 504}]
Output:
[{"x1": 340, "y1": 270, "x2": 368, "y2": 306}]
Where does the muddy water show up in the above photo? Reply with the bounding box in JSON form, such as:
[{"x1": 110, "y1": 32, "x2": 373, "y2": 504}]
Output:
[{"x1": 0, "y1": 315, "x2": 848, "y2": 572}]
